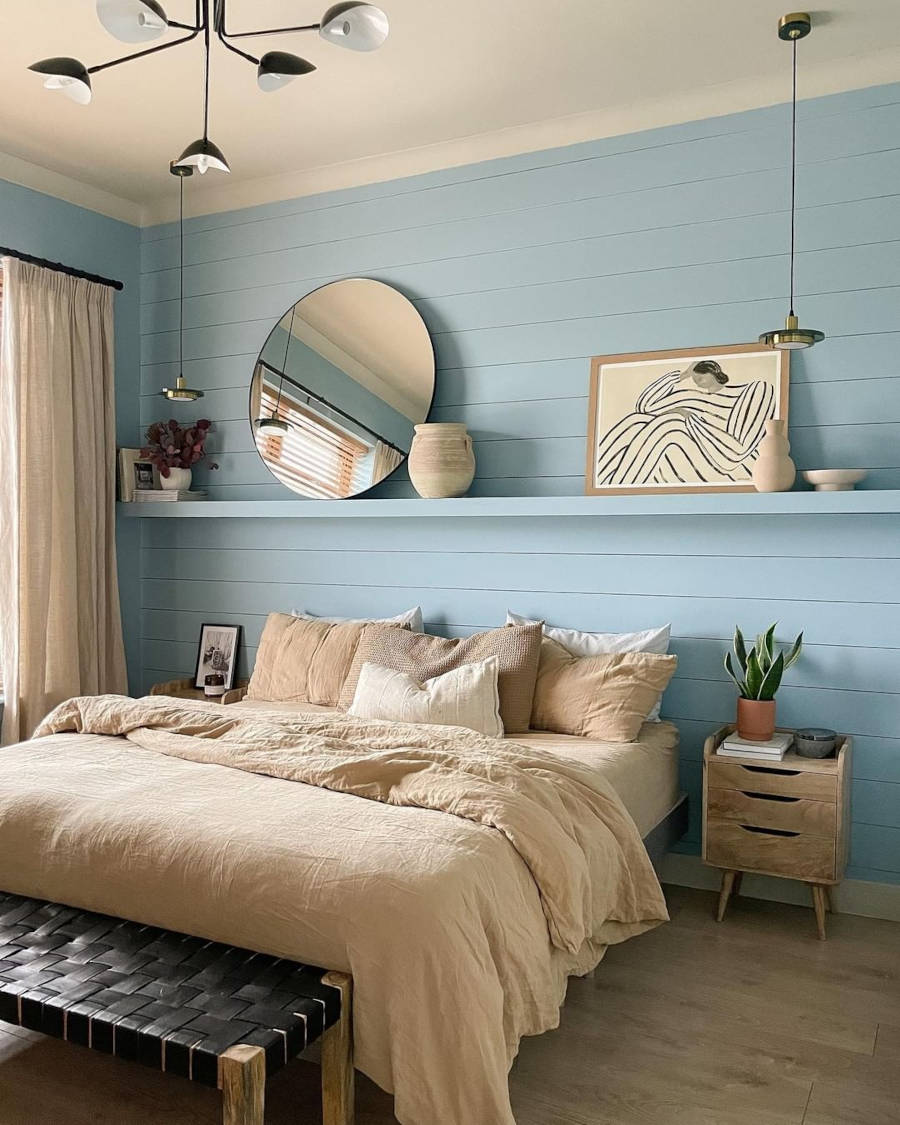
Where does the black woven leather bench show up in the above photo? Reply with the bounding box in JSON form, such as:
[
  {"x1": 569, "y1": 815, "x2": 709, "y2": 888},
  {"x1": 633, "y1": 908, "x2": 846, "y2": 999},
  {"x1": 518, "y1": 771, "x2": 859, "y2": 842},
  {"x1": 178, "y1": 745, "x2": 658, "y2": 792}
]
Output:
[{"x1": 0, "y1": 892, "x2": 354, "y2": 1124}]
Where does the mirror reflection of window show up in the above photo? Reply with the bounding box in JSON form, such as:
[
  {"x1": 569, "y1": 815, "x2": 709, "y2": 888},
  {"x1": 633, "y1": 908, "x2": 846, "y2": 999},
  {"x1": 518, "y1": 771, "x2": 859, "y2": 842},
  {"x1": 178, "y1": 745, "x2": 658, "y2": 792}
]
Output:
[{"x1": 250, "y1": 279, "x2": 435, "y2": 500}]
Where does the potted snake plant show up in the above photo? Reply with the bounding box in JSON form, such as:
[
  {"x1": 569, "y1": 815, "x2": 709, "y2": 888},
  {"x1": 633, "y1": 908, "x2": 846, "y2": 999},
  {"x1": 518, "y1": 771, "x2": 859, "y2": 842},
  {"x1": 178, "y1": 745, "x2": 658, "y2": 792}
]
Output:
[{"x1": 724, "y1": 624, "x2": 803, "y2": 741}]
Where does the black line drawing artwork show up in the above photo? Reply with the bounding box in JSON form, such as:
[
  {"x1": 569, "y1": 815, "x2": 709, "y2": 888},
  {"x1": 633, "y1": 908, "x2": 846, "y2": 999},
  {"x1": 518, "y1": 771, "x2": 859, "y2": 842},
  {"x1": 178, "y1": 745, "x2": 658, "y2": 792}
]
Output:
[{"x1": 594, "y1": 359, "x2": 776, "y2": 486}]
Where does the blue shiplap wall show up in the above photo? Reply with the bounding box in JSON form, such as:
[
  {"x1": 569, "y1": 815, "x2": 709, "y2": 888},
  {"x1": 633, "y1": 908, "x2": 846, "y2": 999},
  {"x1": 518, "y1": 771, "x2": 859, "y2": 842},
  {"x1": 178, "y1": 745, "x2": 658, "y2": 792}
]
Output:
[{"x1": 138, "y1": 83, "x2": 900, "y2": 886}]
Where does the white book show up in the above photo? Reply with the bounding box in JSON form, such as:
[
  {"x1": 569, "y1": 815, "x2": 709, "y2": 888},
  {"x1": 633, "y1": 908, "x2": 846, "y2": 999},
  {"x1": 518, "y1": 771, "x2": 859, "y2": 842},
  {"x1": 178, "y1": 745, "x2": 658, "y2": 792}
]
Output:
[
  {"x1": 133, "y1": 489, "x2": 208, "y2": 502},
  {"x1": 717, "y1": 745, "x2": 786, "y2": 761},
  {"x1": 718, "y1": 731, "x2": 794, "y2": 761}
]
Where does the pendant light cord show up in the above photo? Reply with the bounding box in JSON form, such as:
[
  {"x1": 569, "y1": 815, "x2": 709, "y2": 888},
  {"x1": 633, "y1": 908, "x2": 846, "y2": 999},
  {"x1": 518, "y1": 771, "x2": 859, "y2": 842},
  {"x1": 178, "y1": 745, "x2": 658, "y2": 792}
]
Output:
[
  {"x1": 789, "y1": 37, "x2": 797, "y2": 317},
  {"x1": 179, "y1": 173, "x2": 185, "y2": 378},
  {"x1": 203, "y1": 0, "x2": 211, "y2": 140},
  {"x1": 273, "y1": 304, "x2": 298, "y2": 420}
]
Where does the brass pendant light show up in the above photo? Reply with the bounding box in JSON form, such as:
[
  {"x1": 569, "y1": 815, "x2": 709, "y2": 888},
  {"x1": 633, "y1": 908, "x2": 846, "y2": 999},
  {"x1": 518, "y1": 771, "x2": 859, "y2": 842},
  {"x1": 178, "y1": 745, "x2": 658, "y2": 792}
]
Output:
[
  {"x1": 759, "y1": 13, "x2": 825, "y2": 351},
  {"x1": 255, "y1": 304, "x2": 297, "y2": 432},
  {"x1": 160, "y1": 162, "x2": 204, "y2": 401}
]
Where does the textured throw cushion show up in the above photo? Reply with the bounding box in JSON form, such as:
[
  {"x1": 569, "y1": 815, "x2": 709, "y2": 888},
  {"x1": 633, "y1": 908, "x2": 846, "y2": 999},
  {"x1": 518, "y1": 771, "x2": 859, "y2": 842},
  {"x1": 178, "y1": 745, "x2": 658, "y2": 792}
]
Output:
[
  {"x1": 530, "y1": 639, "x2": 678, "y2": 742},
  {"x1": 339, "y1": 622, "x2": 543, "y2": 733},
  {"x1": 247, "y1": 613, "x2": 367, "y2": 706},
  {"x1": 348, "y1": 657, "x2": 503, "y2": 736},
  {"x1": 506, "y1": 611, "x2": 671, "y2": 721},
  {"x1": 290, "y1": 606, "x2": 424, "y2": 632}
]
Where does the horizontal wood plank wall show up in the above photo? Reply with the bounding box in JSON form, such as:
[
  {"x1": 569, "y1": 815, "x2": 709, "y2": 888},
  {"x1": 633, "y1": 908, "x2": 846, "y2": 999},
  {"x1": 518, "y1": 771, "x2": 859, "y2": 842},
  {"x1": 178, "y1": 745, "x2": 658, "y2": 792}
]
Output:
[{"x1": 138, "y1": 83, "x2": 900, "y2": 886}]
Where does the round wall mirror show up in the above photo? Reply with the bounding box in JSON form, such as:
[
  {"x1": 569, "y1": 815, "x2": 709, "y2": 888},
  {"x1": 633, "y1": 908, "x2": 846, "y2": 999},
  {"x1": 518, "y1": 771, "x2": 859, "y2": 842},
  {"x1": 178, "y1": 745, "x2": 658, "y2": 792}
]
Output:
[{"x1": 250, "y1": 278, "x2": 435, "y2": 499}]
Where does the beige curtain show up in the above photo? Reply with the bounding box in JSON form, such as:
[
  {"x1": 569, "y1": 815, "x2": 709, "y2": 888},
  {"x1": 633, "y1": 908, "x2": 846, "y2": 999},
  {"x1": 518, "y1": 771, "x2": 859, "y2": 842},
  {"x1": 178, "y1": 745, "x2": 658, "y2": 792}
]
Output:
[
  {"x1": 372, "y1": 440, "x2": 403, "y2": 484},
  {"x1": 0, "y1": 257, "x2": 127, "y2": 743}
]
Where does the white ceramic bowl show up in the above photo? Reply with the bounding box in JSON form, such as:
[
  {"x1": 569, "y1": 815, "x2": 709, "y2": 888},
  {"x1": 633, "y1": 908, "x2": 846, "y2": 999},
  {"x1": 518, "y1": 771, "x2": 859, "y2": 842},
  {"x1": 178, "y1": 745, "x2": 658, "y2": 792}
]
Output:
[{"x1": 802, "y1": 469, "x2": 867, "y2": 492}]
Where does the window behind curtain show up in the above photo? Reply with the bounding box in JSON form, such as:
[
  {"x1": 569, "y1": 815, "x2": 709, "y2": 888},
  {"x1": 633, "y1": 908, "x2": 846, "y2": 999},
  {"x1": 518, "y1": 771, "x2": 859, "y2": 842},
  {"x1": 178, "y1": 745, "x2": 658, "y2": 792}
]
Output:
[
  {"x1": 0, "y1": 265, "x2": 4, "y2": 694},
  {"x1": 256, "y1": 384, "x2": 370, "y2": 498}
]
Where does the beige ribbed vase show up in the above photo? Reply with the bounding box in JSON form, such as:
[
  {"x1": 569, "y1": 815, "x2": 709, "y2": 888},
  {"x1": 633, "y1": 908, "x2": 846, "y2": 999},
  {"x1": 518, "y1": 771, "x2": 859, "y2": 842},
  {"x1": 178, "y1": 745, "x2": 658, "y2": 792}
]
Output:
[
  {"x1": 752, "y1": 418, "x2": 795, "y2": 493},
  {"x1": 408, "y1": 423, "x2": 476, "y2": 499}
]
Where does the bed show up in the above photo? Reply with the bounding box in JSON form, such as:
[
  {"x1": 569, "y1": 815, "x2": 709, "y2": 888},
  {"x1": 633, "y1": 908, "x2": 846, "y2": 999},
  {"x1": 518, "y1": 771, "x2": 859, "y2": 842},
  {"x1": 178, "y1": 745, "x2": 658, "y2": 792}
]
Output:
[{"x1": 0, "y1": 695, "x2": 682, "y2": 1125}]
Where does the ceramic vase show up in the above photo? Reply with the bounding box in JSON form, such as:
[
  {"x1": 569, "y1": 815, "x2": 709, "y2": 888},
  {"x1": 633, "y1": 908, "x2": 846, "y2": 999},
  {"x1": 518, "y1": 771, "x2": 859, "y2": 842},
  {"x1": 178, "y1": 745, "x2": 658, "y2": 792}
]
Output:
[
  {"x1": 752, "y1": 419, "x2": 795, "y2": 493},
  {"x1": 161, "y1": 466, "x2": 192, "y2": 491},
  {"x1": 408, "y1": 423, "x2": 476, "y2": 499},
  {"x1": 736, "y1": 698, "x2": 777, "y2": 742}
]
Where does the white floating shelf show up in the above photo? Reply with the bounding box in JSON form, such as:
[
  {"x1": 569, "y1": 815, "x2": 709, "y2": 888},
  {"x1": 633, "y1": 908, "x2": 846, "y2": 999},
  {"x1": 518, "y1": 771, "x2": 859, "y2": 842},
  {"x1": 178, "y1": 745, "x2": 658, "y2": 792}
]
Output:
[{"x1": 117, "y1": 491, "x2": 900, "y2": 519}]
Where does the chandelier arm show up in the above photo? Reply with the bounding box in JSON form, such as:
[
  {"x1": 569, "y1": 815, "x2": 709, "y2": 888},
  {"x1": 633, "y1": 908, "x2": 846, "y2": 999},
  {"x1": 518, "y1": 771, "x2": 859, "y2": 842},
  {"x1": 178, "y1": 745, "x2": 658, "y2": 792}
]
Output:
[
  {"x1": 87, "y1": 26, "x2": 201, "y2": 75},
  {"x1": 216, "y1": 27, "x2": 260, "y2": 65},
  {"x1": 218, "y1": 0, "x2": 321, "y2": 40}
]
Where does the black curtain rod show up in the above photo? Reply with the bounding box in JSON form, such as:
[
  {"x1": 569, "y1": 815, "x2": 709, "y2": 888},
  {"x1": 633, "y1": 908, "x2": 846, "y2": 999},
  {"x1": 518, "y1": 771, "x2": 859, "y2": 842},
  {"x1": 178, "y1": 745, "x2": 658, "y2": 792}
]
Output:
[
  {"x1": 259, "y1": 358, "x2": 406, "y2": 456},
  {"x1": 0, "y1": 247, "x2": 124, "y2": 291}
]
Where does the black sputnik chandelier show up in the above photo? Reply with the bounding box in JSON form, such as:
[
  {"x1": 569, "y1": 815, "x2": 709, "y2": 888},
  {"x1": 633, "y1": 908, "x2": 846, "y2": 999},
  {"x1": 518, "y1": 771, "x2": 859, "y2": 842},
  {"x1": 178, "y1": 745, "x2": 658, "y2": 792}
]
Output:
[{"x1": 29, "y1": 0, "x2": 389, "y2": 175}]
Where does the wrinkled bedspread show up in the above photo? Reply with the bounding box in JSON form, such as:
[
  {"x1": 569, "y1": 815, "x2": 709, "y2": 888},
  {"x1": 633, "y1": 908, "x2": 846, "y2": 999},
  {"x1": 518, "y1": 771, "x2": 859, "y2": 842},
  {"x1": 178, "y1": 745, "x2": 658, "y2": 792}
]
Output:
[{"x1": 0, "y1": 695, "x2": 668, "y2": 1124}]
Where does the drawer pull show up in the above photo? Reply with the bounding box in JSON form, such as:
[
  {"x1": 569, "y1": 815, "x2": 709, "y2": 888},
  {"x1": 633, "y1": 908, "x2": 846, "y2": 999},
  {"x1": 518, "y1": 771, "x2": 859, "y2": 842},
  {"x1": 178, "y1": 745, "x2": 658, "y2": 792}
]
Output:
[
  {"x1": 739, "y1": 824, "x2": 800, "y2": 838},
  {"x1": 741, "y1": 791, "x2": 800, "y2": 804},
  {"x1": 740, "y1": 765, "x2": 800, "y2": 776}
]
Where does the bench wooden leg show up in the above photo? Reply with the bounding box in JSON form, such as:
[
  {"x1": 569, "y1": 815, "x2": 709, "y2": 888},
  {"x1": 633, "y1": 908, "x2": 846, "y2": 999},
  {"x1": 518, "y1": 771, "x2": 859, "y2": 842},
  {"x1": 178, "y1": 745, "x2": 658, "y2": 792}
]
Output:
[
  {"x1": 219, "y1": 1044, "x2": 265, "y2": 1125},
  {"x1": 321, "y1": 971, "x2": 355, "y2": 1125}
]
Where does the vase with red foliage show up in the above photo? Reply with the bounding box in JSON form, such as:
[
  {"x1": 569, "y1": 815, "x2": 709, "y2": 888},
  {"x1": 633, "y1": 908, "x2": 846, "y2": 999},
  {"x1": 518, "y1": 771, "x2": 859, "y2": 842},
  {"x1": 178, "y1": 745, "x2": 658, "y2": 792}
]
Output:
[{"x1": 142, "y1": 418, "x2": 218, "y2": 491}]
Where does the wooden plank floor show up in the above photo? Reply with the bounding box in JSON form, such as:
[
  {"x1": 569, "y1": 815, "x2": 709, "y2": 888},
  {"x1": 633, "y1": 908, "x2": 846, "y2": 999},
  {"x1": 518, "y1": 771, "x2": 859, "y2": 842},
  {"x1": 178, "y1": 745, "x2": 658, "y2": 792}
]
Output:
[{"x1": 1, "y1": 885, "x2": 897, "y2": 1124}]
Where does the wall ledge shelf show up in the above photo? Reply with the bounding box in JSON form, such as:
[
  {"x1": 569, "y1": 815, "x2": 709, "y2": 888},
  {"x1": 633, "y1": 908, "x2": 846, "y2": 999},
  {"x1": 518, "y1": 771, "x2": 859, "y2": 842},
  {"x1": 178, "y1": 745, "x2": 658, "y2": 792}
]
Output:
[{"x1": 117, "y1": 491, "x2": 900, "y2": 519}]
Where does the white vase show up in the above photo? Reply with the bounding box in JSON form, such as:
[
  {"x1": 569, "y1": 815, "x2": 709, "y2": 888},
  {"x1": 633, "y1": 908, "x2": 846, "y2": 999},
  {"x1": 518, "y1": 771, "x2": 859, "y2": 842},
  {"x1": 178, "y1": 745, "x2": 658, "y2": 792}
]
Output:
[
  {"x1": 408, "y1": 423, "x2": 476, "y2": 499},
  {"x1": 161, "y1": 466, "x2": 192, "y2": 491},
  {"x1": 752, "y1": 419, "x2": 795, "y2": 493}
]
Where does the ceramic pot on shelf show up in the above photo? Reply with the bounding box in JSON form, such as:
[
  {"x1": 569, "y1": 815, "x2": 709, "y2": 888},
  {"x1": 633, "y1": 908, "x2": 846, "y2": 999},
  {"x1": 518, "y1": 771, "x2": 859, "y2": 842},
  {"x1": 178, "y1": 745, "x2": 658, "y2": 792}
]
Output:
[
  {"x1": 161, "y1": 466, "x2": 192, "y2": 491},
  {"x1": 736, "y1": 698, "x2": 777, "y2": 742},
  {"x1": 752, "y1": 419, "x2": 795, "y2": 493},
  {"x1": 408, "y1": 423, "x2": 476, "y2": 499}
]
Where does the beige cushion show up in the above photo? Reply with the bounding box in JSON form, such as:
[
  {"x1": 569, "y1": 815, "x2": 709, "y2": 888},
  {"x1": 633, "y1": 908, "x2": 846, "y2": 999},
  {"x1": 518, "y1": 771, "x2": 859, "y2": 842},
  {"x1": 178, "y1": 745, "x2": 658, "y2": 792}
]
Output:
[
  {"x1": 246, "y1": 613, "x2": 367, "y2": 706},
  {"x1": 348, "y1": 657, "x2": 503, "y2": 736},
  {"x1": 339, "y1": 622, "x2": 543, "y2": 732},
  {"x1": 530, "y1": 639, "x2": 677, "y2": 742}
]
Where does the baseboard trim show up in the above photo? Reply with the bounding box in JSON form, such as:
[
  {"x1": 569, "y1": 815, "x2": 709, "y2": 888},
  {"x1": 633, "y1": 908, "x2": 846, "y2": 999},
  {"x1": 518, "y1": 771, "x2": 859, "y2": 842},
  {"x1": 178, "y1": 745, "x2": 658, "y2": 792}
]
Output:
[{"x1": 660, "y1": 853, "x2": 900, "y2": 923}]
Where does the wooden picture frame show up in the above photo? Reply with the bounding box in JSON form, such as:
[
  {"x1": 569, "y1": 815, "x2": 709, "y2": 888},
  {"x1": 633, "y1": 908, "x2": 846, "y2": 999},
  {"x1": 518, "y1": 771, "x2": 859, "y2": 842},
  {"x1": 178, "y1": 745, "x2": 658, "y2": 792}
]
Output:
[
  {"x1": 193, "y1": 624, "x2": 242, "y2": 691},
  {"x1": 585, "y1": 343, "x2": 789, "y2": 495}
]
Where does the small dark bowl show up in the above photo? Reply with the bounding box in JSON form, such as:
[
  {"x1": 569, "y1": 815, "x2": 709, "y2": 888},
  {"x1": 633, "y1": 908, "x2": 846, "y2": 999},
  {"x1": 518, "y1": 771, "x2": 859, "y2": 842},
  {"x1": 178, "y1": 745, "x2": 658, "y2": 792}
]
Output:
[{"x1": 795, "y1": 727, "x2": 837, "y2": 758}]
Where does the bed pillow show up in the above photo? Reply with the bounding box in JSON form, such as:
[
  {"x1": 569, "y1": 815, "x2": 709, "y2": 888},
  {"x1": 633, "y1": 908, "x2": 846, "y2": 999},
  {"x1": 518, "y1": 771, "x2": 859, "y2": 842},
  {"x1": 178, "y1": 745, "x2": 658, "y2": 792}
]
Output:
[
  {"x1": 290, "y1": 606, "x2": 424, "y2": 632},
  {"x1": 530, "y1": 640, "x2": 677, "y2": 742},
  {"x1": 246, "y1": 613, "x2": 368, "y2": 706},
  {"x1": 506, "y1": 611, "x2": 671, "y2": 721},
  {"x1": 338, "y1": 621, "x2": 543, "y2": 733},
  {"x1": 348, "y1": 657, "x2": 503, "y2": 737}
]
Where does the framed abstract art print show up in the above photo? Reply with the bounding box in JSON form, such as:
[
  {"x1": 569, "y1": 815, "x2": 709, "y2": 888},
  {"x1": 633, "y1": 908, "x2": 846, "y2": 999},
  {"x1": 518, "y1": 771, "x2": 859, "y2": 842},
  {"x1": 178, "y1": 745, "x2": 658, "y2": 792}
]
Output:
[{"x1": 585, "y1": 343, "x2": 789, "y2": 495}]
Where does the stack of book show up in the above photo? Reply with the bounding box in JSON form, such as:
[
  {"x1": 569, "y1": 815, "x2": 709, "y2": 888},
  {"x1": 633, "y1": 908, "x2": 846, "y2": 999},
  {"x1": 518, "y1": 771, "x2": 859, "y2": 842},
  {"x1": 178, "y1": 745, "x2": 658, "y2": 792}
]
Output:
[
  {"x1": 717, "y1": 731, "x2": 794, "y2": 762},
  {"x1": 133, "y1": 490, "x2": 208, "y2": 503}
]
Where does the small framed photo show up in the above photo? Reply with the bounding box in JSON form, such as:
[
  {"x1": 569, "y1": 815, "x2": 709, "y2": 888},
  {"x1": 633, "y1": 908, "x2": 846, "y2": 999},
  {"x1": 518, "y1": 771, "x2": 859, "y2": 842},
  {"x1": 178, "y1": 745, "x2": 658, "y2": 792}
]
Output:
[
  {"x1": 194, "y1": 624, "x2": 242, "y2": 691},
  {"x1": 133, "y1": 461, "x2": 156, "y2": 490},
  {"x1": 585, "y1": 343, "x2": 789, "y2": 495},
  {"x1": 117, "y1": 448, "x2": 159, "y2": 501}
]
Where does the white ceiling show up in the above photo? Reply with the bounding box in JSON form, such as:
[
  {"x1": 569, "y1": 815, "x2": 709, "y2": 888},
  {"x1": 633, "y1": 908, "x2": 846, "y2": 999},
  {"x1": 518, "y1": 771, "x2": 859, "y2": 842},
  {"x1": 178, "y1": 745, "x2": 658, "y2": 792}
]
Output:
[{"x1": 2, "y1": 0, "x2": 900, "y2": 225}]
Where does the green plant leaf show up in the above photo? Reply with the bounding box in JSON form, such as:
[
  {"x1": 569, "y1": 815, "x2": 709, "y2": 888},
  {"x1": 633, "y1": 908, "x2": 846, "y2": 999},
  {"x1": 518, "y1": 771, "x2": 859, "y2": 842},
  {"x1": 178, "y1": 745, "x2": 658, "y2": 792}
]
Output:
[
  {"x1": 745, "y1": 650, "x2": 764, "y2": 699},
  {"x1": 784, "y1": 632, "x2": 804, "y2": 670},
  {"x1": 758, "y1": 651, "x2": 785, "y2": 700},
  {"x1": 733, "y1": 626, "x2": 748, "y2": 674},
  {"x1": 755, "y1": 634, "x2": 771, "y2": 674},
  {"x1": 724, "y1": 651, "x2": 747, "y2": 695}
]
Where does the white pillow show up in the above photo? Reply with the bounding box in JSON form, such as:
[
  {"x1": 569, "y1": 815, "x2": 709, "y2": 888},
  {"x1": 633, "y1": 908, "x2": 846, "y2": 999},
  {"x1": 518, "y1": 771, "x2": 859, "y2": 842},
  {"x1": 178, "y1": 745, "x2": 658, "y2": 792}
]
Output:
[
  {"x1": 506, "y1": 611, "x2": 671, "y2": 722},
  {"x1": 348, "y1": 657, "x2": 503, "y2": 737},
  {"x1": 289, "y1": 606, "x2": 424, "y2": 632}
]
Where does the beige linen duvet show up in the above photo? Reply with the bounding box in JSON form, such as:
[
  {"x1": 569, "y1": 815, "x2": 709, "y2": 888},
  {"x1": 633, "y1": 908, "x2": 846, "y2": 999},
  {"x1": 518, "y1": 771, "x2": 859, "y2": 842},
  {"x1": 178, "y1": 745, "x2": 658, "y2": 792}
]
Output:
[{"x1": 0, "y1": 695, "x2": 668, "y2": 1125}]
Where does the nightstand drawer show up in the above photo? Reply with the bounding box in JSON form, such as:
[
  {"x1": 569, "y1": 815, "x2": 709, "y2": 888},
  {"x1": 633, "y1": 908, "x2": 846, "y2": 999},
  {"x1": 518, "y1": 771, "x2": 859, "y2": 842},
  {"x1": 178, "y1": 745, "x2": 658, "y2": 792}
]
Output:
[
  {"x1": 707, "y1": 758, "x2": 837, "y2": 803},
  {"x1": 707, "y1": 788, "x2": 837, "y2": 837},
  {"x1": 706, "y1": 818, "x2": 836, "y2": 881}
]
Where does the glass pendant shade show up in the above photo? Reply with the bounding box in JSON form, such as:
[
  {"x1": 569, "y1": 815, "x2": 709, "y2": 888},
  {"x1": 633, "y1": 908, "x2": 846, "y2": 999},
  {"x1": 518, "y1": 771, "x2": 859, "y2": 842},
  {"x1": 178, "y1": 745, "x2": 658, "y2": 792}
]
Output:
[
  {"x1": 759, "y1": 314, "x2": 825, "y2": 351},
  {"x1": 319, "y1": 3, "x2": 389, "y2": 51},
  {"x1": 256, "y1": 416, "x2": 290, "y2": 433},
  {"x1": 257, "y1": 51, "x2": 316, "y2": 92},
  {"x1": 161, "y1": 374, "x2": 203, "y2": 401},
  {"x1": 28, "y1": 58, "x2": 92, "y2": 104},
  {"x1": 96, "y1": 0, "x2": 168, "y2": 43},
  {"x1": 173, "y1": 137, "x2": 231, "y2": 174}
]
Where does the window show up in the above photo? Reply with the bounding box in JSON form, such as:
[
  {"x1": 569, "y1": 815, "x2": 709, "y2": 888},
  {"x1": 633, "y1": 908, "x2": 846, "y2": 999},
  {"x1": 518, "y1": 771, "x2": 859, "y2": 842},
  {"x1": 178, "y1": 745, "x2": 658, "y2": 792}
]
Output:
[{"x1": 256, "y1": 384, "x2": 370, "y2": 499}]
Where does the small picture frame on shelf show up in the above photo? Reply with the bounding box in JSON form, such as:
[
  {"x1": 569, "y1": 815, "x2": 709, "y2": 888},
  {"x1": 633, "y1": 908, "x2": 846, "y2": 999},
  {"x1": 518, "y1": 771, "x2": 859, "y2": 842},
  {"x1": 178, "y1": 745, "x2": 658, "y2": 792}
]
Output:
[
  {"x1": 117, "y1": 448, "x2": 159, "y2": 501},
  {"x1": 193, "y1": 624, "x2": 242, "y2": 691}
]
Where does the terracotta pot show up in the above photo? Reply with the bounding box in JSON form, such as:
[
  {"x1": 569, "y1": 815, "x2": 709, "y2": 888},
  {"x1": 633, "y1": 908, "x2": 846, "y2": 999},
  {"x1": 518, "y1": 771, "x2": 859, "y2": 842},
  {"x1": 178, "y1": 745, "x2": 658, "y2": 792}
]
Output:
[
  {"x1": 736, "y1": 698, "x2": 776, "y2": 742},
  {"x1": 161, "y1": 466, "x2": 192, "y2": 491},
  {"x1": 408, "y1": 423, "x2": 475, "y2": 498},
  {"x1": 752, "y1": 418, "x2": 795, "y2": 493}
]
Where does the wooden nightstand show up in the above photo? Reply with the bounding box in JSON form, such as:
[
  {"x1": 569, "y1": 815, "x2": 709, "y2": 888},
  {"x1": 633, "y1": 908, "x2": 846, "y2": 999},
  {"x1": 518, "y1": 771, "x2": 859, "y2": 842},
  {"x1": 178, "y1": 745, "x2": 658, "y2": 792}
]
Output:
[
  {"x1": 149, "y1": 678, "x2": 249, "y2": 705},
  {"x1": 702, "y1": 724, "x2": 851, "y2": 940}
]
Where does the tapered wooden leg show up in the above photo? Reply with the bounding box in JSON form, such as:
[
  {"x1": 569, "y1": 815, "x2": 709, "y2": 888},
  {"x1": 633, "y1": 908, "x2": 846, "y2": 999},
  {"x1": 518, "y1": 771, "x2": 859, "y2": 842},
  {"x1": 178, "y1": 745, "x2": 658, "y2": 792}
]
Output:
[
  {"x1": 824, "y1": 885, "x2": 833, "y2": 913},
  {"x1": 811, "y1": 885, "x2": 828, "y2": 941},
  {"x1": 321, "y1": 972, "x2": 354, "y2": 1125},
  {"x1": 732, "y1": 872, "x2": 744, "y2": 897},
  {"x1": 716, "y1": 870, "x2": 736, "y2": 922},
  {"x1": 219, "y1": 1044, "x2": 265, "y2": 1125}
]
